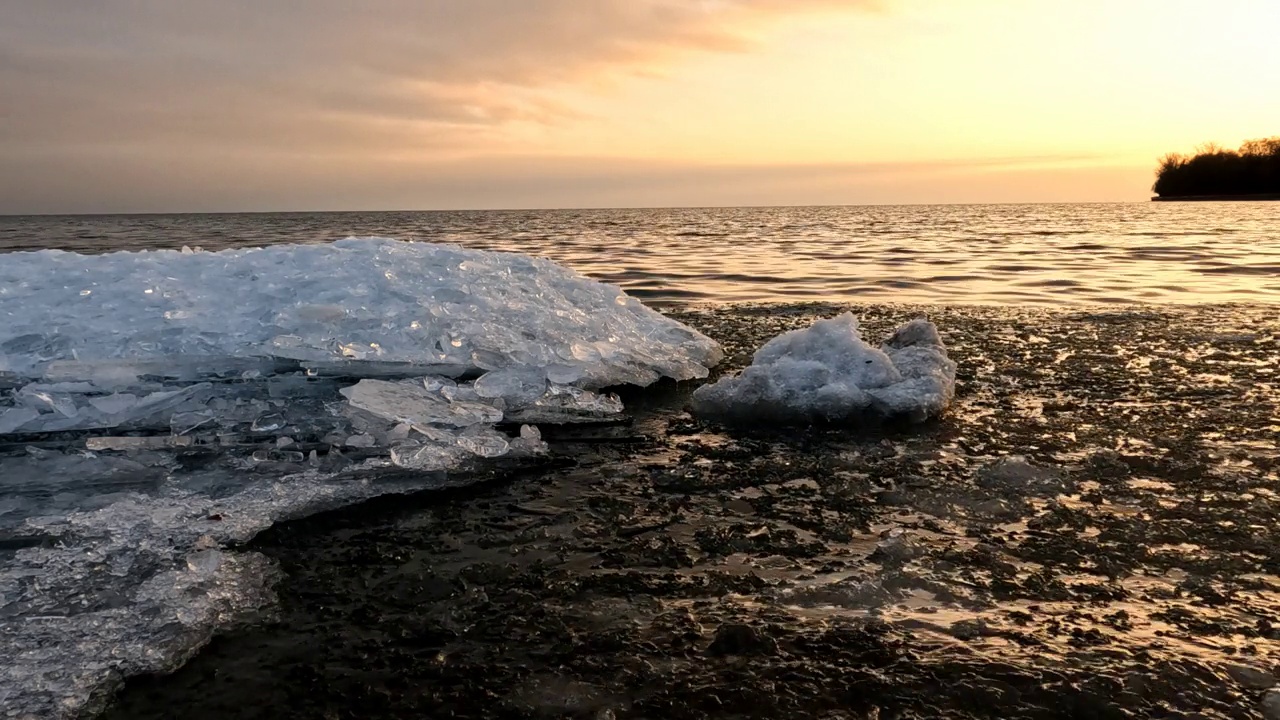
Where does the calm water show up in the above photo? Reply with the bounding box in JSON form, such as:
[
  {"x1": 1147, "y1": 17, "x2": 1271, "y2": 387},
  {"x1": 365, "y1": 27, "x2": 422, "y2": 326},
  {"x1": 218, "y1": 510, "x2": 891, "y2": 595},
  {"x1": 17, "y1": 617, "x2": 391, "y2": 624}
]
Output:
[{"x1": 1, "y1": 203, "x2": 1276, "y2": 305}]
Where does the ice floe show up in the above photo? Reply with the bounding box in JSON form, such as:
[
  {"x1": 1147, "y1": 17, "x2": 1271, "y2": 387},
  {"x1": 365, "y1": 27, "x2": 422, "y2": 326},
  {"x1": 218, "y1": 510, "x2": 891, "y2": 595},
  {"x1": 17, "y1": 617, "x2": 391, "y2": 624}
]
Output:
[{"x1": 690, "y1": 313, "x2": 955, "y2": 425}]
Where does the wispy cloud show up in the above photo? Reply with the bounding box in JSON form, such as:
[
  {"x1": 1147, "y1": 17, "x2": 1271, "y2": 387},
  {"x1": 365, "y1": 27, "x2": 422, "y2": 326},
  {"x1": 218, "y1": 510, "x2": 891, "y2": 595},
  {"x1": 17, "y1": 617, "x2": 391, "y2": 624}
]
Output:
[
  {"x1": 1, "y1": 1, "x2": 877, "y2": 158},
  {"x1": 0, "y1": 150, "x2": 1143, "y2": 215}
]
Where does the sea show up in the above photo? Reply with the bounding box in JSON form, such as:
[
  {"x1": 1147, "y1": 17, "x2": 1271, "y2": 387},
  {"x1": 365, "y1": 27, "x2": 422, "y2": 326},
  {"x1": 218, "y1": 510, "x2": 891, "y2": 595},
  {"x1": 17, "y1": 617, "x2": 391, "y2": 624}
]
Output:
[{"x1": 1, "y1": 202, "x2": 1277, "y2": 306}]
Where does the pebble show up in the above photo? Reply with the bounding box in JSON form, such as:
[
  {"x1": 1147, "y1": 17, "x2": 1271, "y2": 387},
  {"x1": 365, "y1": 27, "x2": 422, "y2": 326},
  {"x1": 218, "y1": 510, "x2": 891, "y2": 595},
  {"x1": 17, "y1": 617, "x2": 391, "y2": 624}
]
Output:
[
  {"x1": 706, "y1": 623, "x2": 778, "y2": 657},
  {"x1": 1226, "y1": 663, "x2": 1275, "y2": 690},
  {"x1": 1263, "y1": 688, "x2": 1280, "y2": 720}
]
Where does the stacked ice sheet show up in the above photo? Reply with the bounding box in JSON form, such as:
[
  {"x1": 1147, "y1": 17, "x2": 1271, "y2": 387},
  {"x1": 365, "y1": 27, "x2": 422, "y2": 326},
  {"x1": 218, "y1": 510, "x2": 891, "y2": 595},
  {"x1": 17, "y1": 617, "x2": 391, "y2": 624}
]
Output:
[
  {"x1": 0, "y1": 238, "x2": 722, "y2": 719},
  {"x1": 0, "y1": 237, "x2": 721, "y2": 433}
]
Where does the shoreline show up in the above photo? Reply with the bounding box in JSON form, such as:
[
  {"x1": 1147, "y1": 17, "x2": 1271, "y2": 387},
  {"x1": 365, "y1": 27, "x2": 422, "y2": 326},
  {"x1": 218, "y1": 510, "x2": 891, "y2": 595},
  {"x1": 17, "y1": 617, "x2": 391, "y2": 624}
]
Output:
[{"x1": 96, "y1": 302, "x2": 1280, "y2": 720}]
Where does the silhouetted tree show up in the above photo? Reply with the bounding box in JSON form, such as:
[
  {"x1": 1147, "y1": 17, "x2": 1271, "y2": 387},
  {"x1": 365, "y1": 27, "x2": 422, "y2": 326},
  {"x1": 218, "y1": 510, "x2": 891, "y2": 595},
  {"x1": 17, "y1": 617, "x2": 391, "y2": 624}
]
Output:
[{"x1": 1153, "y1": 137, "x2": 1280, "y2": 197}]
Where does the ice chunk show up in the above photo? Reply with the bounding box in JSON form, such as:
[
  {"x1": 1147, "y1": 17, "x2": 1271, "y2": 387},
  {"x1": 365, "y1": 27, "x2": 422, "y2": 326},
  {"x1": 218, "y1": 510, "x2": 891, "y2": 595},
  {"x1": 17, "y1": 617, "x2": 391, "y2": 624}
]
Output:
[
  {"x1": 0, "y1": 407, "x2": 40, "y2": 434},
  {"x1": 455, "y1": 425, "x2": 511, "y2": 458},
  {"x1": 85, "y1": 436, "x2": 194, "y2": 451},
  {"x1": 509, "y1": 424, "x2": 549, "y2": 455},
  {"x1": 504, "y1": 384, "x2": 625, "y2": 424},
  {"x1": 341, "y1": 378, "x2": 503, "y2": 427},
  {"x1": 250, "y1": 449, "x2": 306, "y2": 463},
  {"x1": 185, "y1": 548, "x2": 223, "y2": 575},
  {"x1": 0, "y1": 382, "x2": 214, "y2": 435},
  {"x1": 15, "y1": 386, "x2": 80, "y2": 417},
  {"x1": 0, "y1": 238, "x2": 721, "y2": 389},
  {"x1": 390, "y1": 440, "x2": 470, "y2": 471},
  {"x1": 170, "y1": 409, "x2": 216, "y2": 435},
  {"x1": 473, "y1": 366, "x2": 548, "y2": 407},
  {"x1": 411, "y1": 423, "x2": 460, "y2": 444},
  {"x1": 690, "y1": 314, "x2": 956, "y2": 425},
  {"x1": 89, "y1": 393, "x2": 142, "y2": 416},
  {"x1": 250, "y1": 413, "x2": 287, "y2": 432}
]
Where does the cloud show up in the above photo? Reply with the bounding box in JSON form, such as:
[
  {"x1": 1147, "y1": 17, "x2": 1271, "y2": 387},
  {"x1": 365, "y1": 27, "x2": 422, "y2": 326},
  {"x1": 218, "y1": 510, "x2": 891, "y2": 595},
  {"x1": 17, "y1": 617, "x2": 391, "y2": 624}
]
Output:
[{"x1": 0, "y1": 0, "x2": 876, "y2": 159}]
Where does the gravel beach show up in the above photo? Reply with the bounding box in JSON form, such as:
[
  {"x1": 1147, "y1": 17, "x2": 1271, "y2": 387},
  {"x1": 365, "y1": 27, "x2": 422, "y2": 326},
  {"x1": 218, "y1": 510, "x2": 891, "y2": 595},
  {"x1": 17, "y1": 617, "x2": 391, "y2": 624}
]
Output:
[{"x1": 103, "y1": 303, "x2": 1280, "y2": 720}]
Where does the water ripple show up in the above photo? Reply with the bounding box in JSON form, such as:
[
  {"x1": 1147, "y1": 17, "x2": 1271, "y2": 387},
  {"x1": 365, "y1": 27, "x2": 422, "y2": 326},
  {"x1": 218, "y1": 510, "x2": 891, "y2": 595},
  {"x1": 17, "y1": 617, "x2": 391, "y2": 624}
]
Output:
[{"x1": 1, "y1": 203, "x2": 1277, "y2": 306}]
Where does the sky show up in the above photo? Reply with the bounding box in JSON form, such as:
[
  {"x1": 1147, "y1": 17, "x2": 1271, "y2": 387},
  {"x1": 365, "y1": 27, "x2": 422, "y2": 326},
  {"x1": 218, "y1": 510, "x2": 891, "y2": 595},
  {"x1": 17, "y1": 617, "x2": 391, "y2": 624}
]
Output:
[{"x1": 1, "y1": 0, "x2": 1277, "y2": 213}]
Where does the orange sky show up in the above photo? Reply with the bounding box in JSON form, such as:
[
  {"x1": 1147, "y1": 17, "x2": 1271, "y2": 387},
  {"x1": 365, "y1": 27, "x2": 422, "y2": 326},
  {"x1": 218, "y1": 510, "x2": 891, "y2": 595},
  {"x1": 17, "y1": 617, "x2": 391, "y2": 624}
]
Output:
[{"x1": 1, "y1": 0, "x2": 1277, "y2": 213}]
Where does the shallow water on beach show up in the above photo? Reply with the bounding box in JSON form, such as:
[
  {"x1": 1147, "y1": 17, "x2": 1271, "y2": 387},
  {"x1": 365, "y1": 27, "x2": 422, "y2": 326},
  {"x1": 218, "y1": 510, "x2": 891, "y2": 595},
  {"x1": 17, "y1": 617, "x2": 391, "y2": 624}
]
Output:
[{"x1": 2, "y1": 202, "x2": 1277, "y2": 306}]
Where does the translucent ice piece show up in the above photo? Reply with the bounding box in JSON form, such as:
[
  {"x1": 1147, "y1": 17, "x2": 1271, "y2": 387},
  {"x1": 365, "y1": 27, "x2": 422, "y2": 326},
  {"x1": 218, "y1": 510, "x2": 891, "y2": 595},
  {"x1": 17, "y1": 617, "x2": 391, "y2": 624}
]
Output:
[
  {"x1": 15, "y1": 386, "x2": 80, "y2": 417},
  {"x1": 90, "y1": 393, "x2": 141, "y2": 416},
  {"x1": 0, "y1": 407, "x2": 40, "y2": 434},
  {"x1": 250, "y1": 449, "x2": 306, "y2": 463},
  {"x1": 455, "y1": 425, "x2": 511, "y2": 458},
  {"x1": 85, "y1": 436, "x2": 194, "y2": 451},
  {"x1": 504, "y1": 384, "x2": 625, "y2": 424},
  {"x1": 390, "y1": 440, "x2": 470, "y2": 471},
  {"x1": 250, "y1": 413, "x2": 287, "y2": 432},
  {"x1": 185, "y1": 549, "x2": 223, "y2": 575},
  {"x1": 341, "y1": 379, "x2": 503, "y2": 428},
  {"x1": 509, "y1": 424, "x2": 549, "y2": 456},
  {"x1": 473, "y1": 366, "x2": 548, "y2": 407}
]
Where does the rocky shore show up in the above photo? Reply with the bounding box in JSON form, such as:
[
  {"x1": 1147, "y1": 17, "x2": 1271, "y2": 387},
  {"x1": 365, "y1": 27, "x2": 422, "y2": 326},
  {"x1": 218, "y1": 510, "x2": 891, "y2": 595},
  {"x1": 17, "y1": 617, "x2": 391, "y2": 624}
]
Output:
[{"x1": 103, "y1": 303, "x2": 1280, "y2": 719}]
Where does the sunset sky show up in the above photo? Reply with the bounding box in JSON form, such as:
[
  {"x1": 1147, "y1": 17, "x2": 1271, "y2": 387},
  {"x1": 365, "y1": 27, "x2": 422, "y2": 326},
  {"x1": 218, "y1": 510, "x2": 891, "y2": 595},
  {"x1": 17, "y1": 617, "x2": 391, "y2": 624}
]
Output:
[{"x1": 2, "y1": 0, "x2": 1277, "y2": 213}]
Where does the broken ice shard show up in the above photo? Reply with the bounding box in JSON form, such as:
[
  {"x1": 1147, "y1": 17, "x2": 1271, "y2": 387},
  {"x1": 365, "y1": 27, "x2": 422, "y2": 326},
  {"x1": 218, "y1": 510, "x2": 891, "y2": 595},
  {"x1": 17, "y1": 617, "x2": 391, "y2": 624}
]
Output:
[
  {"x1": 340, "y1": 378, "x2": 504, "y2": 428},
  {"x1": 472, "y1": 366, "x2": 548, "y2": 406},
  {"x1": 504, "y1": 384, "x2": 625, "y2": 424}
]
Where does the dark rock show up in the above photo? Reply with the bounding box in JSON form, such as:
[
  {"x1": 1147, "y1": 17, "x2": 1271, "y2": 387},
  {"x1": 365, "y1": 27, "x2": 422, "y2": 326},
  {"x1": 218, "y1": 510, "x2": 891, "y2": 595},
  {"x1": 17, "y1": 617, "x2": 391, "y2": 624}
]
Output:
[{"x1": 706, "y1": 623, "x2": 778, "y2": 657}]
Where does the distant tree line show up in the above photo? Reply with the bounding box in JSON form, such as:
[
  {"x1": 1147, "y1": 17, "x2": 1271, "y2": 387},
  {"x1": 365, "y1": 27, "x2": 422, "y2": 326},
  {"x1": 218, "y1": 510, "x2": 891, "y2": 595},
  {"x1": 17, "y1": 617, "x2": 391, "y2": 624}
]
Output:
[{"x1": 1153, "y1": 137, "x2": 1280, "y2": 198}]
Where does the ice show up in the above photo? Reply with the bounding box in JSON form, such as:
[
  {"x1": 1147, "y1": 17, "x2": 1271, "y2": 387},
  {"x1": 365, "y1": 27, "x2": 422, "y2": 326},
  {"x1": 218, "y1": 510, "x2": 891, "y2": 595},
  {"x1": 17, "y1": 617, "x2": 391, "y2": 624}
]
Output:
[
  {"x1": 85, "y1": 436, "x2": 194, "y2": 451},
  {"x1": 505, "y1": 384, "x2": 625, "y2": 424},
  {"x1": 0, "y1": 436, "x2": 560, "y2": 718},
  {"x1": 0, "y1": 407, "x2": 40, "y2": 434},
  {"x1": 0, "y1": 238, "x2": 721, "y2": 390},
  {"x1": 690, "y1": 314, "x2": 956, "y2": 425},
  {"x1": 0, "y1": 255, "x2": 723, "y2": 715},
  {"x1": 340, "y1": 378, "x2": 504, "y2": 428},
  {"x1": 473, "y1": 366, "x2": 548, "y2": 406},
  {"x1": 455, "y1": 425, "x2": 511, "y2": 458},
  {"x1": 89, "y1": 393, "x2": 142, "y2": 416},
  {"x1": 185, "y1": 548, "x2": 223, "y2": 575},
  {"x1": 0, "y1": 383, "x2": 213, "y2": 435},
  {"x1": 0, "y1": 238, "x2": 725, "y2": 718},
  {"x1": 250, "y1": 413, "x2": 287, "y2": 432},
  {"x1": 510, "y1": 424, "x2": 549, "y2": 455},
  {"x1": 389, "y1": 440, "x2": 470, "y2": 471},
  {"x1": 250, "y1": 449, "x2": 307, "y2": 464}
]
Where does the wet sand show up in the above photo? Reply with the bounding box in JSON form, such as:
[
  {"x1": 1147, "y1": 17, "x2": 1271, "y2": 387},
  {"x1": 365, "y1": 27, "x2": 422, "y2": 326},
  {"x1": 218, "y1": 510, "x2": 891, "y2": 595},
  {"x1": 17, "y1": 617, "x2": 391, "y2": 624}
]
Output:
[{"x1": 103, "y1": 303, "x2": 1280, "y2": 719}]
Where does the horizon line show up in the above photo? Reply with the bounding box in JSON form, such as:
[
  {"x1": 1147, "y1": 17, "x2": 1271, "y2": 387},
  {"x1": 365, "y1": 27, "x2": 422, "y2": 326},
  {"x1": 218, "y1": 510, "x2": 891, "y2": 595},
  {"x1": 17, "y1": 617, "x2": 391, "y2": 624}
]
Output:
[{"x1": 0, "y1": 199, "x2": 1152, "y2": 219}]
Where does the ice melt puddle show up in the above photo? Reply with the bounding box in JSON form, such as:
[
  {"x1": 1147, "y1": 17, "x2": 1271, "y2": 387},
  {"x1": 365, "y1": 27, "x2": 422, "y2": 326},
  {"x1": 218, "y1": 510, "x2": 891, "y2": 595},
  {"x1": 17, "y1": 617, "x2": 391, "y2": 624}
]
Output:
[
  {"x1": 0, "y1": 238, "x2": 722, "y2": 719},
  {"x1": 691, "y1": 313, "x2": 955, "y2": 425}
]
